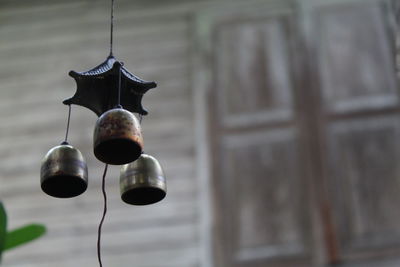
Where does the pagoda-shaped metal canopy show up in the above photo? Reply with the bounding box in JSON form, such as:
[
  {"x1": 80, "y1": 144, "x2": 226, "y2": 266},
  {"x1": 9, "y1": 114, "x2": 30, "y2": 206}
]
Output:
[{"x1": 64, "y1": 55, "x2": 157, "y2": 116}]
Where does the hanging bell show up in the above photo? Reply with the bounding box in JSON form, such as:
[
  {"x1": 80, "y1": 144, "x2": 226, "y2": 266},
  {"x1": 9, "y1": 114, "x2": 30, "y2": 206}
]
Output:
[
  {"x1": 94, "y1": 108, "x2": 143, "y2": 165},
  {"x1": 40, "y1": 142, "x2": 88, "y2": 198},
  {"x1": 120, "y1": 154, "x2": 166, "y2": 205}
]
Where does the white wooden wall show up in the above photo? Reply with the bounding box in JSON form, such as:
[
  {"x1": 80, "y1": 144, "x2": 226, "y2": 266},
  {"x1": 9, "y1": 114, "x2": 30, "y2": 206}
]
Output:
[{"x1": 0, "y1": 1, "x2": 201, "y2": 266}]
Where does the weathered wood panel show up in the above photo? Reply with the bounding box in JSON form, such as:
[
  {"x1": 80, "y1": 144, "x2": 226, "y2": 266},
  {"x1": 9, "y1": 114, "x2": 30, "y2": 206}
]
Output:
[
  {"x1": 315, "y1": 2, "x2": 398, "y2": 115},
  {"x1": 215, "y1": 18, "x2": 294, "y2": 128},
  {"x1": 218, "y1": 129, "x2": 311, "y2": 266},
  {"x1": 325, "y1": 116, "x2": 400, "y2": 254},
  {"x1": 204, "y1": 3, "x2": 315, "y2": 266},
  {"x1": 311, "y1": 0, "x2": 400, "y2": 264}
]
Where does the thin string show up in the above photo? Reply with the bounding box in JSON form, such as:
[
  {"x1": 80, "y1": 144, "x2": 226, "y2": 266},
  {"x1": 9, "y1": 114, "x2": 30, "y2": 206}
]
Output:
[
  {"x1": 139, "y1": 114, "x2": 144, "y2": 154},
  {"x1": 97, "y1": 164, "x2": 109, "y2": 267},
  {"x1": 109, "y1": 0, "x2": 115, "y2": 56},
  {"x1": 117, "y1": 63, "x2": 122, "y2": 108},
  {"x1": 64, "y1": 105, "x2": 72, "y2": 143}
]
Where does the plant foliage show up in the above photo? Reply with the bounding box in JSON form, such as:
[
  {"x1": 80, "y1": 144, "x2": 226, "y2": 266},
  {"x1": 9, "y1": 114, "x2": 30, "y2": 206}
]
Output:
[
  {"x1": 0, "y1": 202, "x2": 46, "y2": 263},
  {"x1": 0, "y1": 203, "x2": 7, "y2": 261}
]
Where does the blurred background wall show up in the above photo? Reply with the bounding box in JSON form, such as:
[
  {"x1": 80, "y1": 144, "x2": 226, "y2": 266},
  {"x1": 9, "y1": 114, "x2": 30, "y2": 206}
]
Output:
[{"x1": 0, "y1": 0, "x2": 399, "y2": 266}]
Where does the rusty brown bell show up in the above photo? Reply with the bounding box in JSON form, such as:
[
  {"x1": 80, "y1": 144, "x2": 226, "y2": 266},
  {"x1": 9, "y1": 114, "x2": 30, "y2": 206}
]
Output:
[
  {"x1": 40, "y1": 143, "x2": 88, "y2": 198},
  {"x1": 93, "y1": 108, "x2": 143, "y2": 165},
  {"x1": 120, "y1": 154, "x2": 166, "y2": 205}
]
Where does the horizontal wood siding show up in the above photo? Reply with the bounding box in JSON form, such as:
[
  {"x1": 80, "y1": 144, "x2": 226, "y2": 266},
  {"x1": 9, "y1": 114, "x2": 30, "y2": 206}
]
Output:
[{"x1": 0, "y1": 1, "x2": 199, "y2": 266}]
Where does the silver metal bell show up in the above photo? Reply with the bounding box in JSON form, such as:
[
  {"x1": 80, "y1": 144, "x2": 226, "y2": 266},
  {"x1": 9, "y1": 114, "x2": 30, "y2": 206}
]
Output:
[
  {"x1": 120, "y1": 154, "x2": 166, "y2": 205},
  {"x1": 40, "y1": 143, "x2": 88, "y2": 198},
  {"x1": 93, "y1": 108, "x2": 143, "y2": 165}
]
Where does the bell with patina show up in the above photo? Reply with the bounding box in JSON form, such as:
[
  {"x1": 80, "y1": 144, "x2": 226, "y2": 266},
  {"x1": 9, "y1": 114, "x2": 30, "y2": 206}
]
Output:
[
  {"x1": 40, "y1": 142, "x2": 88, "y2": 198},
  {"x1": 120, "y1": 154, "x2": 166, "y2": 205},
  {"x1": 93, "y1": 108, "x2": 143, "y2": 165}
]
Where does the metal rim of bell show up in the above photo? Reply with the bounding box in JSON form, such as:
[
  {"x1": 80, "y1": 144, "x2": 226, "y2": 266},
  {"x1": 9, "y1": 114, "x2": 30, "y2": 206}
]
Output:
[
  {"x1": 120, "y1": 153, "x2": 166, "y2": 205},
  {"x1": 40, "y1": 143, "x2": 88, "y2": 198},
  {"x1": 93, "y1": 108, "x2": 144, "y2": 165}
]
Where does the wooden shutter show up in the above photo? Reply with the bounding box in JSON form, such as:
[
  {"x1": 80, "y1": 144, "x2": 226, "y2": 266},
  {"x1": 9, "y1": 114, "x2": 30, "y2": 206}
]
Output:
[
  {"x1": 310, "y1": 0, "x2": 400, "y2": 263},
  {"x1": 196, "y1": 0, "x2": 400, "y2": 266},
  {"x1": 196, "y1": 1, "x2": 316, "y2": 266}
]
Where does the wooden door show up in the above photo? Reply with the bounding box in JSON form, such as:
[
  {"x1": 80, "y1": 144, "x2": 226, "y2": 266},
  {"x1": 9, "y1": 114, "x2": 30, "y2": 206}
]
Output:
[
  {"x1": 195, "y1": 1, "x2": 317, "y2": 266},
  {"x1": 309, "y1": 0, "x2": 400, "y2": 265},
  {"x1": 195, "y1": 0, "x2": 400, "y2": 266}
]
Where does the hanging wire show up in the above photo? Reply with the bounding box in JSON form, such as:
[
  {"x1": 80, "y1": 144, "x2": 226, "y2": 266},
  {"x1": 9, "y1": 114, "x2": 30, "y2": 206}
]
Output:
[
  {"x1": 139, "y1": 114, "x2": 144, "y2": 156},
  {"x1": 63, "y1": 105, "x2": 72, "y2": 144},
  {"x1": 139, "y1": 114, "x2": 144, "y2": 155},
  {"x1": 97, "y1": 164, "x2": 109, "y2": 267},
  {"x1": 97, "y1": 2, "x2": 114, "y2": 265},
  {"x1": 116, "y1": 62, "x2": 123, "y2": 108},
  {"x1": 109, "y1": 0, "x2": 115, "y2": 56}
]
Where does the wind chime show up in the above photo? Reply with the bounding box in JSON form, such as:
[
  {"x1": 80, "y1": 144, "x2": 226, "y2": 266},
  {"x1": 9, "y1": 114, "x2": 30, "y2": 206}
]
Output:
[{"x1": 39, "y1": 0, "x2": 166, "y2": 265}]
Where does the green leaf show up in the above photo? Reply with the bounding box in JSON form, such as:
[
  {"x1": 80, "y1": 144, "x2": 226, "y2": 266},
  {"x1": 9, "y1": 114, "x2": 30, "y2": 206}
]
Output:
[
  {"x1": 4, "y1": 224, "x2": 46, "y2": 251},
  {"x1": 0, "y1": 202, "x2": 7, "y2": 261}
]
